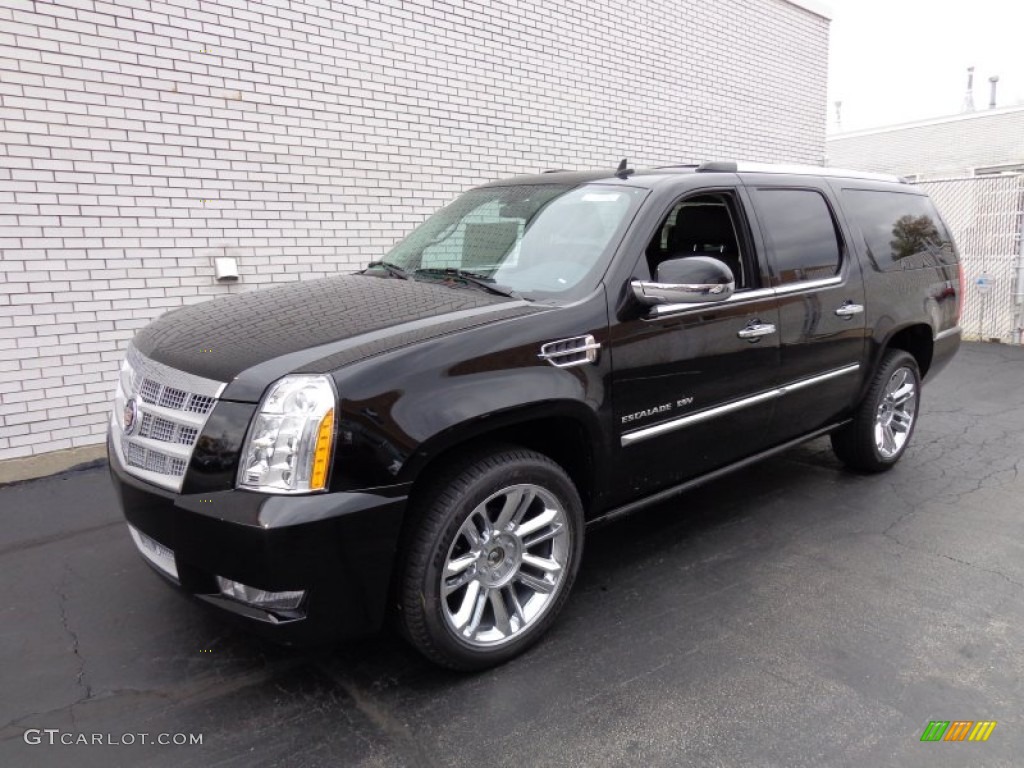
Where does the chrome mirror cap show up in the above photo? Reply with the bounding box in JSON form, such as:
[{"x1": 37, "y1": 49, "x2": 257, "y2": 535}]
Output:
[
  {"x1": 630, "y1": 278, "x2": 735, "y2": 306},
  {"x1": 631, "y1": 255, "x2": 736, "y2": 306}
]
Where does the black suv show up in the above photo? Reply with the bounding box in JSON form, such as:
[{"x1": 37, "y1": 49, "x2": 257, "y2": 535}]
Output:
[{"x1": 109, "y1": 161, "x2": 962, "y2": 669}]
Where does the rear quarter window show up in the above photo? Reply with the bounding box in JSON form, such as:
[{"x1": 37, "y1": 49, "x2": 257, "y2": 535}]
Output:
[{"x1": 840, "y1": 189, "x2": 956, "y2": 272}]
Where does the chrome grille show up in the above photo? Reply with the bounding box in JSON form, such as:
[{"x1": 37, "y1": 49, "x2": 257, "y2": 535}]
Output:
[
  {"x1": 134, "y1": 367, "x2": 216, "y2": 415},
  {"x1": 186, "y1": 394, "x2": 215, "y2": 414},
  {"x1": 159, "y1": 387, "x2": 188, "y2": 410},
  {"x1": 137, "y1": 412, "x2": 200, "y2": 446},
  {"x1": 151, "y1": 416, "x2": 174, "y2": 443},
  {"x1": 121, "y1": 438, "x2": 188, "y2": 480},
  {"x1": 111, "y1": 344, "x2": 226, "y2": 492},
  {"x1": 140, "y1": 379, "x2": 161, "y2": 403}
]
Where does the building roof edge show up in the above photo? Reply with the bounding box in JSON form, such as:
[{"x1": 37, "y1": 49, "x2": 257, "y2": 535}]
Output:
[
  {"x1": 782, "y1": 0, "x2": 832, "y2": 20},
  {"x1": 827, "y1": 105, "x2": 1024, "y2": 141}
]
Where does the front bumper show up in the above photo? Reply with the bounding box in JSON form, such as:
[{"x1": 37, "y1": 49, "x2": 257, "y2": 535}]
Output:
[{"x1": 108, "y1": 434, "x2": 408, "y2": 645}]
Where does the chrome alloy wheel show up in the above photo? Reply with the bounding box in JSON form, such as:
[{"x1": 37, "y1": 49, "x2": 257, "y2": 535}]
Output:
[
  {"x1": 441, "y1": 483, "x2": 569, "y2": 647},
  {"x1": 874, "y1": 366, "x2": 917, "y2": 459}
]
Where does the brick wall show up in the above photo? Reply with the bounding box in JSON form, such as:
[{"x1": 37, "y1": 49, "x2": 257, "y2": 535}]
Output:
[
  {"x1": 826, "y1": 107, "x2": 1024, "y2": 179},
  {"x1": 0, "y1": 0, "x2": 829, "y2": 459}
]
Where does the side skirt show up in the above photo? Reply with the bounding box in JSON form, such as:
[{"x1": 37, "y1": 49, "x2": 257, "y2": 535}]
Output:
[{"x1": 588, "y1": 421, "x2": 850, "y2": 529}]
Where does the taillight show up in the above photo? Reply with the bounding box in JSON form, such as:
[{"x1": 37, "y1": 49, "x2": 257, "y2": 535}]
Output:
[{"x1": 955, "y1": 264, "x2": 965, "y2": 323}]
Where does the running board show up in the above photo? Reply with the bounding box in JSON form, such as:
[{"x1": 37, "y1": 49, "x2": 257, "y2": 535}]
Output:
[{"x1": 589, "y1": 421, "x2": 850, "y2": 528}]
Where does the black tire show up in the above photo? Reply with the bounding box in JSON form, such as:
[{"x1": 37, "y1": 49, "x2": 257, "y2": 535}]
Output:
[
  {"x1": 397, "y1": 446, "x2": 584, "y2": 671},
  {"x1": 831, "y1": 349, "x2": 922, "y2": 473}
]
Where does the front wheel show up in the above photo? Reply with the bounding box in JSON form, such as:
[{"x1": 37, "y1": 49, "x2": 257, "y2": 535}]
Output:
[
  {"x1": 397, "y1": 447, "x2": 584, "y2": 670},
  {"x1": 831, "y1": 349, "x2": 921, "y2": 472}
]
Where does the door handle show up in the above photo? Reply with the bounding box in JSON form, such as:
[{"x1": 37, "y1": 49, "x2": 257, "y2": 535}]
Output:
[
  {"x1": 737, "y1": 322, "x2": 777, "y2": 340},
  {"x1": 834, "y1": 303, "x2": 864, "y2": 318}
]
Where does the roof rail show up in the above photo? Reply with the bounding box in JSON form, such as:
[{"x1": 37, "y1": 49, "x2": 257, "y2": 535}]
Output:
[
  {"x1": 696, "y1": 161, "x2": 738, "y2": 173},
  {"x1": 695, "y1": 161, "x2": 905, "y2": 183}
]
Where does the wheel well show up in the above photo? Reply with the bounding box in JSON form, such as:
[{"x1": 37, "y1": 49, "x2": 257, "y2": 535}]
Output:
[
  {"x1": 407, "y1": 416, "x2": 596, "y2": 513},
  {"x1": 885, "y1": 324, "x2": 934, "y2": 377},
  {"x1": 385, "y1": 416, "x2": 596, "y2": 626}
]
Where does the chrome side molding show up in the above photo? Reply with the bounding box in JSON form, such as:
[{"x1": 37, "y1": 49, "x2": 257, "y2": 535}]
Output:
[
  {"x1": 648, "y1": 276, "x2": 843, "y2": 318},
  {"x1": 620, "y1": 364, "x2": 861, "y2": 446}
]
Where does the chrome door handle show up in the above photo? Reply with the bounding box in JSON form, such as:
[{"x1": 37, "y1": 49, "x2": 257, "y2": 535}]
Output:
[
  {"x1": 834, "y1": 303, "x2": 864, "y2": 318},
  {"x1": 737, "y1": 322, "x2": 777, "y2": 340}
]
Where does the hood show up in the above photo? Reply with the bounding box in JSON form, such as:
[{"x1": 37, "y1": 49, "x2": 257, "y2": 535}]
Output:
[{"x1": 134, "y1": 274, "x2": 547, "y2": 399}]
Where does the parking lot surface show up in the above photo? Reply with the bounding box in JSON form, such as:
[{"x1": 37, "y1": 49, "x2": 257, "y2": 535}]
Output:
[{"x1": 1, "y1": 341, "x2": 1022, "y2": 767}]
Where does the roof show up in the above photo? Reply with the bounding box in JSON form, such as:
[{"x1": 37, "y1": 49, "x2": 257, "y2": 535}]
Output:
[
  {"x1": 828, "y1": 104, "x2": 1024, "y2": 140},
  {"x1": 478, "y1": 161, "x2": 904, "y2": 190},
  {"x1": 826, "y1": 106, "x2": 1024, "y2": 178}
]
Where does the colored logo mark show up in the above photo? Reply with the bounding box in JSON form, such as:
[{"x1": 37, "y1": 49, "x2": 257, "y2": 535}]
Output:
[{"x1": 920, "y1": 720, "x2": 996, "y2": 742}]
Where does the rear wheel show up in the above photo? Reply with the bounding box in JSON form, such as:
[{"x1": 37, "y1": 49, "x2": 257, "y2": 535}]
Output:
[
  {"x1": 398, "y1": 447, "x2": 584, "y2": 670},
  {"x1": 831, "y1": 349, "x2": 921, "y2": 472}
]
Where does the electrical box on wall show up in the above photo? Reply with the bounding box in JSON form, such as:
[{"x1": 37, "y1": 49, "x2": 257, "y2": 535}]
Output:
[{"x1": 214, "y1": 257, "x2": 239, "y2": 281}]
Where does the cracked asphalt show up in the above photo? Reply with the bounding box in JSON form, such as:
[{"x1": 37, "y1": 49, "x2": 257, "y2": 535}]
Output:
[{"x1": 1, "y1": 341, "x2": 1022, "y2": 768}]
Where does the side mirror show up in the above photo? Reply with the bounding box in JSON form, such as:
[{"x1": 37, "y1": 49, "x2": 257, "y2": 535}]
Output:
[{"x1": 630, "y1": 256, "x2": 735, "y2": 306}]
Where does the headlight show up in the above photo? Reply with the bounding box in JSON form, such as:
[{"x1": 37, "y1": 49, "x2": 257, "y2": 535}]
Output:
[{"x1": 238, "y1": 375, "x2": 337, "y2": 493}]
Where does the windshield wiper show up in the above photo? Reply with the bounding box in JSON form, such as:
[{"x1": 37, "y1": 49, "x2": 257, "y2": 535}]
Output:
[
  {"x1": 363, "y1": 260, "x2": 412, "y2": 280},
  {"x1": 413, "y1": 267, "x2": 524, "y2": 300}
]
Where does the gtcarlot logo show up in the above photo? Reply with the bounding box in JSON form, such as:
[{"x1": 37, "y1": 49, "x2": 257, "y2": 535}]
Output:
[
  {"x1": 920, "y1": 720, "x2": 997, "y2": 742},
  {"x1": 23, "y1": 729, "x2": 203, "y2": 746}
]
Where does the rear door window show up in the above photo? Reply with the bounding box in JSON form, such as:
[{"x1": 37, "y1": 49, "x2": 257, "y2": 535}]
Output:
[
  {"x1": 840, "y1": 190, "x2": 955, "y2": 271},
  {"x1": 752, "y1": 189, "x2": 842, "y2": 284}
]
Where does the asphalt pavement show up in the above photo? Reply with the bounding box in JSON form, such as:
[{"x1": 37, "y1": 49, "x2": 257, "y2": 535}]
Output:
[{"x1": 1, "y1": 341, "x2": 1022, "y2": 768}]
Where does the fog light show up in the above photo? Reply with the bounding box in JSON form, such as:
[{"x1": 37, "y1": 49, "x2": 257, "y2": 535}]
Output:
[{"x1": 215, "y1": 576, "x2": 305, "y2": 612}]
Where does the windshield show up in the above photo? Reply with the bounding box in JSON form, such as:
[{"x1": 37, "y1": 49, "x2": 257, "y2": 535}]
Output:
[{"x1": 379, "y1": 183, "x2": 646, "y2": 300}]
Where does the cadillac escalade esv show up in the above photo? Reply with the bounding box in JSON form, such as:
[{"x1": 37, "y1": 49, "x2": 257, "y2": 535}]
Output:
[{"x1": 109, "y1": 161, "x2": 962, "y2": 669}]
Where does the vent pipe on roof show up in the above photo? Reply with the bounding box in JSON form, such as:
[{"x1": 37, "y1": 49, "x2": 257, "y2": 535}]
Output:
[
  {"x1": 989, "y1": 75, "x2": 1000, "y2": 109},
  {"x1": 962, "y1": 67, "x2": 975, "y2": 112}
]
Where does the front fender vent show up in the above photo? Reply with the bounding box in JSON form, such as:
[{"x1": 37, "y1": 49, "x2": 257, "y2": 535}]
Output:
[{"x1": 538, "y1": 335, "x2": 601, "y2": 368}]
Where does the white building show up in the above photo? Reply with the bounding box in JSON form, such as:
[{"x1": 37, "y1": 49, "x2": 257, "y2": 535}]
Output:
[
  {"x1": 826, "y1": 106, "x2": 1024, "y2": 181},
  {"x1": 827, "y1": 106, "x2": 1024, "y2": 346},
  {"x1": 0, "y1": 0, "x2": 831, "y2": 461}
]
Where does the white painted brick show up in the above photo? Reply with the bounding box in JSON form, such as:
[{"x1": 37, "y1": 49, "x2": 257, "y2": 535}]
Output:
[
  {"x1": 0, "y1": 446, "x2": 36, "y2": 460},
  {"x1": 9, "y1": 431, "x2": 55, "y2": 448},
  {"x1": 0, "y1": 0, "x2": 828, "y2": 459},
  {"x1": 827, "y1": 110, "x2": 1024, "y2": 178}
]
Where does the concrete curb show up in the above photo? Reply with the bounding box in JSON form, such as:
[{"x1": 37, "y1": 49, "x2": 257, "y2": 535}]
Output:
[{"x1": 0, "y1": 444, "x2": 108, "y2": 485}]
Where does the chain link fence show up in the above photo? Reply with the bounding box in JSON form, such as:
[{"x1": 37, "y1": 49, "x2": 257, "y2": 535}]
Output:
[{"x1": 917, "y1": 174, "x2": 1024, "y2": 344}]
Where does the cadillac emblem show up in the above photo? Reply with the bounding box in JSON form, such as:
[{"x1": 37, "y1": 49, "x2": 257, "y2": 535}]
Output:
[{"x1": 123, "y1": 397, "x2": 139, "y2": 436}]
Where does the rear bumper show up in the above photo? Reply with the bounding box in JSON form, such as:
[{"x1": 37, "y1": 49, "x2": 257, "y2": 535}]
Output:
[
  {"x1": 108, "y1": 434, "x2": 408, "y2": 645},
  {"x1": 927, "y1": 325, "x2": 962, "y2": 381}
]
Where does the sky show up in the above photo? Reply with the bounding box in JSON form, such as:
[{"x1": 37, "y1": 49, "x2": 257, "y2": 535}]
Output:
[{"x1": 826, "y1": 0, "x2": 1024, "y2": 133}]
